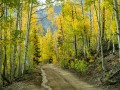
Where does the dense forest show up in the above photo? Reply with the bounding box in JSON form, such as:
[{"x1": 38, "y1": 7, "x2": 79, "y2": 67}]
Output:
[{"x1": 0, "y1": 0, "x2": 120, "y2": 89}]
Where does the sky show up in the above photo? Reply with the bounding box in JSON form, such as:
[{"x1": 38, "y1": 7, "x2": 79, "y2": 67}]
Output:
[
  {"x1": 37, "y1": 0, "x2": 59, "y2": 10},
  {"x1": 37, "y1": 0, "x2": 46, "y2": 4},
  {"x1": 37, "y1": 0, "x2": 57, "y2": 4},
  {"x1": 37, "y1": 0, "x2": 46, "y2": 10}
]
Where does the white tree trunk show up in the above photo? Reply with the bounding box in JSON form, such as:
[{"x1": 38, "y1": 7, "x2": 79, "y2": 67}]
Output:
[
  {"x1": 11, "y1": 4, "x2": 20, "y2": 80},
  {"x1": 23, "y1": 3, "x2": 33, "y2": 73},
  {"x1": 98, "y1": 0, "x2": 105, "y2": 70},
  {"x1": 17, "y1": 0, "x2": 22, "y2": 78},
  {"x1": 81, "y1": 0, "x2": 86, "y2": 58}
]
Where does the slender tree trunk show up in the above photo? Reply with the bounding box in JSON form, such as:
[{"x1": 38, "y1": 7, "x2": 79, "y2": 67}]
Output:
[
  {"x1": 11, "y1": 5, "x2": 20, "y2": 80},
  {"x1": 90, "y1": 6, "x2": 93, "y2": 32},
  {"x1": 23, "y1": 2, "x2": 33, "y2": 73},
  {"x1": 114, "y1": 0, "x2": 120, "y2": 62},
  {"x1": 81, "y1": 0, "x2": 87, "y2": 58},
  {"x1": 18, "y1": 0, "x2": 22, "y2": 78},
  {"x1": 0, "y1": 2, "x2": 4, "y2": 87},
  {"x1": 83, "y1": 36, "x2": 86, "y2": 57},
  {"x1": 59, "y1": 15, "x2": 65, "y2": 59},
  {"x1": 89, "y1": 5, "x2": 93, "y2": 48},
  {"x1": 60, "y1": 17, "x2": 64, "y2": 42},
  {"x1": 94, "y1": 1, "x2": 100, "y2": 53},
  {"x1": 98, "y1": 0, "x2": 105, "y2": 70},
  {"x1": 113, "y1": 41, "x2": 115, "y2": 54},
  {"x1": 3, "y1": 46, "x2": 7, "y2": 85},
  {"x1": 9, "y1": 16, "x2": 13, "y2": 81},
  {"x1": 3, "y1": 4, "x2": 8, "y2": 85},
  {"x1": 101, "y1": 6, "x2": 105, "y2": 41},
  {"x1": 101, "y1": 4, "x2": 105, "y2": 52},
  {"x1": 0, "y1": 19, "x2": 3, "y2": 89},
  {"x1": 71, "y1": 6, "x2": 77, "y2": 58},
  {"x1": 0, "y1": 52, "x2": 2, "y2": 88},
  {"x1": 74, "y1": 35, "x2": 77, "y2": 58},
  {"x1": 54, "y1": 33, "x2": 58, "y2": 61}
]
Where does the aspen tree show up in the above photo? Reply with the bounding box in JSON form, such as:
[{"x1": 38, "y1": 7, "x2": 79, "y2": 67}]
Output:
[
  {"x1": 23, "y1": 0, "x2": 33, "y2": 73},
  {"x1": 114, "y1": 0, "x2": 120, "y2": 62}
]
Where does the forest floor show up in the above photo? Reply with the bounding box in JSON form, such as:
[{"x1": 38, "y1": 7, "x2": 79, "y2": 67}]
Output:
[
  {"x1": 3, "y1": 64, "x2": 102, "y2": 90},
  {"x1": 78, "y1": 53, "x2": 120, "y2": 90},
  {"x1": 3, "y1": 65, "x2": 44, "y2": 90}
]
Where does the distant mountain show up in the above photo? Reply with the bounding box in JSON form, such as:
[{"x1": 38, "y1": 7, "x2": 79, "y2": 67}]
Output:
[
  {"x1": 54, "y1": 5, "x2": 62, "y2": 15},
  {"x1": 37, "y1": 5, "x2": 62, "y2": 34}
]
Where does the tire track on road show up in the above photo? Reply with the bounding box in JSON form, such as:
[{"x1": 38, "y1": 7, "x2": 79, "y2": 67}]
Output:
[{"x1": 41, "y1": 68, "x2": 52, "y2": 90}]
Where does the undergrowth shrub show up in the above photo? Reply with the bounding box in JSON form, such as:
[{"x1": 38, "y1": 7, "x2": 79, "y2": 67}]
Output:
[
  {"x1": 69, "y1": 61, "x2": 75, "y2": 69},
  {"x1": 60, "y1": 59, "x2": 68, "y2": 68},
  {"x1": 75, "y1": 59, "x2": 88, "y2": 73}
]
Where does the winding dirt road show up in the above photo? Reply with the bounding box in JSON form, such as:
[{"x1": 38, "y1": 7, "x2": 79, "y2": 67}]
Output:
[
  {"x1": 42, "y1": 64, "x2": 102, "y2": 90},
  {"x1": 4, "y1": 64, "x2": 102, "y2": 90}
]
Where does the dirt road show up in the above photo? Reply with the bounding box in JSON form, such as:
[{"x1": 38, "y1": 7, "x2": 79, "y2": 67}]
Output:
[
  {"x1": 3, "y1": 64, "x2": 102, "y2": 90},
  {"x1": 42, "y1": 64, "x2": 102, "y2": 90}
]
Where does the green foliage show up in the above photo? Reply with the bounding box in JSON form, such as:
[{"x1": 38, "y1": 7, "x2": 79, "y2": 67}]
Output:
[
  {"x1": 12, "y1": 30, "x2": 20, "y2": 38},
  {"x1": 60, "y1": 59, "x2": 68, "y2": 68},
  {"x1": 69, "y1": 61, "x2": 75, "y2": 69},
  {"x1": 75, "y1": 59, "x2": 88, "y2": 73},
  {"x1": 32, "y1": 30, "x2": 41, "y2": 65}
]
